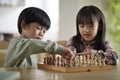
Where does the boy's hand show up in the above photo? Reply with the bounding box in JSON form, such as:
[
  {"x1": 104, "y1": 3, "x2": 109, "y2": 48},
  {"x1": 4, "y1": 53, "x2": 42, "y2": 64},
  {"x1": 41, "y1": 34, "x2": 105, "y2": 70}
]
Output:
[{"x1": 61, "y1": 48, "x2": 75, "y2": 60}]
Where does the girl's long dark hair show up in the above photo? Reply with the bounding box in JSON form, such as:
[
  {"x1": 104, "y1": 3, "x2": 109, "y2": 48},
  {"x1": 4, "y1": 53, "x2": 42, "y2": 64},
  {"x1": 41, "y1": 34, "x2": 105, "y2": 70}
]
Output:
[{"x1": 72, "y1": 5, "x2": 106, "y2": 52}]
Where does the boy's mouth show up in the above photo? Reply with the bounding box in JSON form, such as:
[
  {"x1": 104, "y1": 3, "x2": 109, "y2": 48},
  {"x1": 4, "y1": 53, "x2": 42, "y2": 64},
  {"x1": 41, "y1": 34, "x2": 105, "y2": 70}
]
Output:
[{"x1": 36, "y1": 36, "x2": 42, "y2": 40}]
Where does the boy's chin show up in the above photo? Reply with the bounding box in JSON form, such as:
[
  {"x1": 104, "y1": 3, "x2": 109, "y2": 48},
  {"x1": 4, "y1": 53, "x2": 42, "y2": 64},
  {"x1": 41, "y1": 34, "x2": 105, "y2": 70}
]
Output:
[{"x1": 35, "y1": 38, "x2": 42, "y2": 40}]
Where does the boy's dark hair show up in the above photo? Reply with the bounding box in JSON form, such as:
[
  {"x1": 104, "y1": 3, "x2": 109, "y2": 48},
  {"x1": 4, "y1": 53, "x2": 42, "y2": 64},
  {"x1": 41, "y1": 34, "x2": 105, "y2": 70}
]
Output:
[
  {"x1": 18, "y1": 7, "x2": 51, "y2": 34},
  {"x1": 72, "y1": 5, "x2": 106, "y2": 52}
]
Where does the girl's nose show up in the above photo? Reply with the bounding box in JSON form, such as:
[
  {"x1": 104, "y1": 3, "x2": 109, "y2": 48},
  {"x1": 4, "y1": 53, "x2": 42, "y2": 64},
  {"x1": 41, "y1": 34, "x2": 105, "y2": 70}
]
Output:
[
  {"x1": 86, "y1": 28, "x2": 89, "y2": 32},
  {"x1": 84, "y1": 26, "x2": 90, "y2": 32}
]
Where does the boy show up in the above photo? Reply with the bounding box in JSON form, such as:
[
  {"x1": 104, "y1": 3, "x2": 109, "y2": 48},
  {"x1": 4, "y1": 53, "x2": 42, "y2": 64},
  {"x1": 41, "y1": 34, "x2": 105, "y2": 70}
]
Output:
[{"x1": 4, "y1": 7, "x2": 74, "y2": 67}]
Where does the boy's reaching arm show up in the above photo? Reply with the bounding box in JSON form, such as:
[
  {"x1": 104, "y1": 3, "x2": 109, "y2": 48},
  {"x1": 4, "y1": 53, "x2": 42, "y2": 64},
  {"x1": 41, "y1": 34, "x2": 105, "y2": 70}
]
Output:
[{"x1": 61, "y1": 48, "x2": 75, "y2": 60}]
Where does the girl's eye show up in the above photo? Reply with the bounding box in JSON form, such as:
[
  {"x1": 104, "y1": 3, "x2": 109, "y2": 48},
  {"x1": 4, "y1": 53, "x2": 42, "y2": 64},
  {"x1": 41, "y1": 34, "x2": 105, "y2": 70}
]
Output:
[
  {"x1": 79, "y1": 25, "x2": 84, "y2": 28},
  {"x1": 89, "y1": 25, "x2": 93, "y2": 27}
]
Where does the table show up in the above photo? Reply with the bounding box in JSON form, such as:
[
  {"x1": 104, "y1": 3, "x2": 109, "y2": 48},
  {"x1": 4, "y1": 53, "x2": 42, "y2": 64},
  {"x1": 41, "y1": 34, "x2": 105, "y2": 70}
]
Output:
[{"x1": 0, "y1": 64, "x2": 120, "y2": 80}]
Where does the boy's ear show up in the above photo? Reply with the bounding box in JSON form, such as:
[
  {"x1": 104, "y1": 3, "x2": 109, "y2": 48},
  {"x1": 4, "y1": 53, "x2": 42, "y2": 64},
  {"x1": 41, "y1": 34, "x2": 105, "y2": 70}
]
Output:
[{"x1": 21, "y1": 20, "x2": 26, "y2": 29}]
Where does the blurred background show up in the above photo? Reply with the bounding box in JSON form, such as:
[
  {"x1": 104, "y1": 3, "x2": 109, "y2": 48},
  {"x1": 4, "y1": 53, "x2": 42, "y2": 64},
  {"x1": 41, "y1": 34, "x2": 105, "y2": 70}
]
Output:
[{"x1": 0, "y1": 0, "x2": 120, "y2": 55}]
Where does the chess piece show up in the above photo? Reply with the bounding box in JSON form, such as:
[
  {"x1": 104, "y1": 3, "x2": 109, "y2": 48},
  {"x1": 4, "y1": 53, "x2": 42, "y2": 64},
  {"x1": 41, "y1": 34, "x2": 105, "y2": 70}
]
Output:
[
  {"x1": 74, "y1": 56, "x2": 79, "y2": 67},
  {"x1": 86, "y1": 54, "x2": 90, "y2": 65},
  {"x1": 57, "y1": 56, "x2": 60, "y2": 66},
  {"x1": 97, "y1": 56, "x2": 102, "y2": 66},
  {"x1": 94, "y1": 56, "x2": 98, "y2": 66},
  {"x1": 101, "y1": 58, "x2": 106, "y2": 66},
  {"x1": 64, "y1": 58, "x2": 67, "y2": 67},
  {"x1": 49, "y1": 56, "x2": 52, "y2": 65},
  {"x1": 90, "y1": 54, "x2": 94, "y2": 65},
  {"x1": 82, "y1": 55, "x2": 86, "y2": 66},
  {"x1": 79, "y1": 55, "x2": 83, "y2": 66},
  {"x1": 44, "y1": 57, "x2": 46, "y2": 64},
  {"x1": 61, "y1": 58, "x2": 64, "y2": 66},
  {"x1": 47, "y1": 57, "x2": 50, "y2": 65}
]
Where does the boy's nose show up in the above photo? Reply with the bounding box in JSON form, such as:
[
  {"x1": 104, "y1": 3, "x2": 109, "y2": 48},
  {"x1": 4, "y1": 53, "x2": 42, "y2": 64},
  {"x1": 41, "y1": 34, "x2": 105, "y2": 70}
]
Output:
[{"x1": 38, "y1": 31, "x2": 43, "y2": 36}]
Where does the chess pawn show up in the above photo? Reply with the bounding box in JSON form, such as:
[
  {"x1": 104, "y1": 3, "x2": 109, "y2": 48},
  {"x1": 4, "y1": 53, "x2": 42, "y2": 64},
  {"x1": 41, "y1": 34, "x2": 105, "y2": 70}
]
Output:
[
  {"x1": 97, "y1": 56, "x2": 102, "y2": 66},
  {"x1": 72, "y1": 58, "x2": 76, "y2": 67},
  {"x1": 74, "y1": 56, "x2": 79, "y2": 67},
  {"x1": 44, "y1": 57, "x2": 46, "y2": 64},
  {"x1": 101, "y1": 58, "x2": 106, "y2": 66},
  {"x1": 94, "y1": 56, "x2": 98, "y2": 66},
  {"x1": 61, "y1": 58, "x2": 64, "y2": 66},
  {"x1": 86, "y1": 55, "x2": 90, "y2": 65},
  {"x1": 57, "y1": 56, "x2": 60, "y2": 66},
  {"x1": 52, "y1": 56, "x2": 56, "y2": 65},
  {"x1": 90, "y1": 54, "x2": 94, "y2": 65},
  {"x1": 49, "y1": 56, "x2": 52, "y2": 65},
  {"x1": 82, "y1": 55, "x2": 86, "y2": 66},
  {"x1": 73, "y1": 61, "x2": 76, "y2": 67},
  {"x1": 55, "y1": 58, "x2": 57, "y2": 65},
  {"x1": 68, "y1": 60, "x2": 71, "y2": 67},
  {"x1": 79, "y1": 56, "x2": 83, "y2": 66},
  {"x1": 47, "y1": 57, "x2": 50, "y2": 65},
  {"x1": 64, "y1": 58, "x2": 67, "y2": 67},
  {"x1": 66, "y1": 59, "x2": 71, "y2": 67}
]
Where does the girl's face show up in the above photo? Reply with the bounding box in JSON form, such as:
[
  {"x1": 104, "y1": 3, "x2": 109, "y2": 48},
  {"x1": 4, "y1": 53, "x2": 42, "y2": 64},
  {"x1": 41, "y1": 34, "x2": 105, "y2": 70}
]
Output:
[
  {"x1": 21, "y1": 22, "x2": 47, "y2": 40},
  {"x1": 78, "y1": 19, "x2": 99, "y2": 43}
]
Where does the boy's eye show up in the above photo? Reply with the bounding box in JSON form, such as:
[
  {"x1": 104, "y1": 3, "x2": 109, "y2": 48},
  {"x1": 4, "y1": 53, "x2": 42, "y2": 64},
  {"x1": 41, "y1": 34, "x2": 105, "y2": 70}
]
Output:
[
  {"x1": 36, "y1": 26, "x2": 42, "y2": 30},
  {"x1": 43, "y1": 30, "x2": 46, "y2": 33}
]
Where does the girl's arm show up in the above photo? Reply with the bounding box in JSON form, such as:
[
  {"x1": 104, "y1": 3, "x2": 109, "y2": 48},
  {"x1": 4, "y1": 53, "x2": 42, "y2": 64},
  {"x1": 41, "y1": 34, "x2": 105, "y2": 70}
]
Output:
[
  {"x1": 104, "y1": 41, "x2": 118, "y2": 65},
  {"x1": 94, "y1": 41, "x2": 118, "y2": 65}
]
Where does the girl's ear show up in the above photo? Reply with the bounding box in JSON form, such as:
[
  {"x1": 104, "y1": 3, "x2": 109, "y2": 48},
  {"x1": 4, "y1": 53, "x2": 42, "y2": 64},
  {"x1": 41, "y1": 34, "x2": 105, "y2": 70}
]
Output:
[{"x1": 21, "y1": 20, "x2": 26, "y2": 29}]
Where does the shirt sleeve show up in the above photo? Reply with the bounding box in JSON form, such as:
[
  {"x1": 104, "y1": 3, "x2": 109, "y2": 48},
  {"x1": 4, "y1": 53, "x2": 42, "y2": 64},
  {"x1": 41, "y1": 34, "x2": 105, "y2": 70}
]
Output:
[
  {"x1": 93, "y1": 41, "x2": 119, "y2": 65},
  {"x1": 28, "y1": 39, "x2": 64, "y2": 55},
  {"x1": 4, "y1": 38, "x2": 64, "y2": 67},
  {"x1": 104, "y1": 41, "x2": 118, "y2": 64},
  {"x1": 66, "y1": 37, "x2": 76, "y2": 54}
]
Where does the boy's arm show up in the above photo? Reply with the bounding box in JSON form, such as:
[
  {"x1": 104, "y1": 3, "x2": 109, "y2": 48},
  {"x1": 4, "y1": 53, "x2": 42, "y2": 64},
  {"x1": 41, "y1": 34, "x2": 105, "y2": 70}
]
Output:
[
  {"x1": 5, "y1": 38, "x2": 74, "y2": 67},
  {"x1": 29, "y1": 39, "x2": 74, "y2": 60},
  {"x1": 66, "y1": 37, "x2": 76, "y2": 54}
]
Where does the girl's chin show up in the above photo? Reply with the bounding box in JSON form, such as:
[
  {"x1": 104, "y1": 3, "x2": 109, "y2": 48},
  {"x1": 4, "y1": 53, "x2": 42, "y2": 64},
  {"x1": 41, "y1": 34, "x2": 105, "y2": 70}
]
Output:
[{"x1": 84, "y1": 39, "x2": 93, "y2": 42}]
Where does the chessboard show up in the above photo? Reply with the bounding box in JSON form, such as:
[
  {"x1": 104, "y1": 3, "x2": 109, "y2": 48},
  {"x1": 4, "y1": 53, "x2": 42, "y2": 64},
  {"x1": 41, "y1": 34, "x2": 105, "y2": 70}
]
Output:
[{"x1": 37, "y1": 54, "x2": 112, "y2": 72}]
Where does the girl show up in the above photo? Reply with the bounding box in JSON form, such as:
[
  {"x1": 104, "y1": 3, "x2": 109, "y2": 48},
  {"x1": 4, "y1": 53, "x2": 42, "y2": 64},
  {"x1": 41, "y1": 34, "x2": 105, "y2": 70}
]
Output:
[{"x1": 66, "y1": 5, "x2": 118, "y2": 65}]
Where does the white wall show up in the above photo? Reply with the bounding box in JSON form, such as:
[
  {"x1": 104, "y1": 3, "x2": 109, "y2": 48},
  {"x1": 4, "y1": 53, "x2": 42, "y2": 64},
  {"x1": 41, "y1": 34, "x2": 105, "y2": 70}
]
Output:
[
  {"x1": 0, "y1": 7, "x2": 23, "y2": 34},
  {"x1": 0, "y1": 0, "x2": 59, "y2": 41},
  {"x1": 0, "y1": 0, "x2": 108, "y2": 41}
]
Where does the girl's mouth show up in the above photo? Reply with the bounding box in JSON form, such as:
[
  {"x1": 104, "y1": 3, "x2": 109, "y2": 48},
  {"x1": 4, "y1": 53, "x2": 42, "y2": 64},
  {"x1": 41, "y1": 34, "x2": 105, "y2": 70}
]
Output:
[{"x1": 83, "y1": 34, "x2": 91, "y2": 38}]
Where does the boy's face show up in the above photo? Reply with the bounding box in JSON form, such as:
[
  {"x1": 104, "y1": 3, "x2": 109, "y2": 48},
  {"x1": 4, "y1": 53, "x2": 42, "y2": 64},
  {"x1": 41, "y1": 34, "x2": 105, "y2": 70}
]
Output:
[{"x1": 21, "y1": 22, "x2": 47, "y2": 40}]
